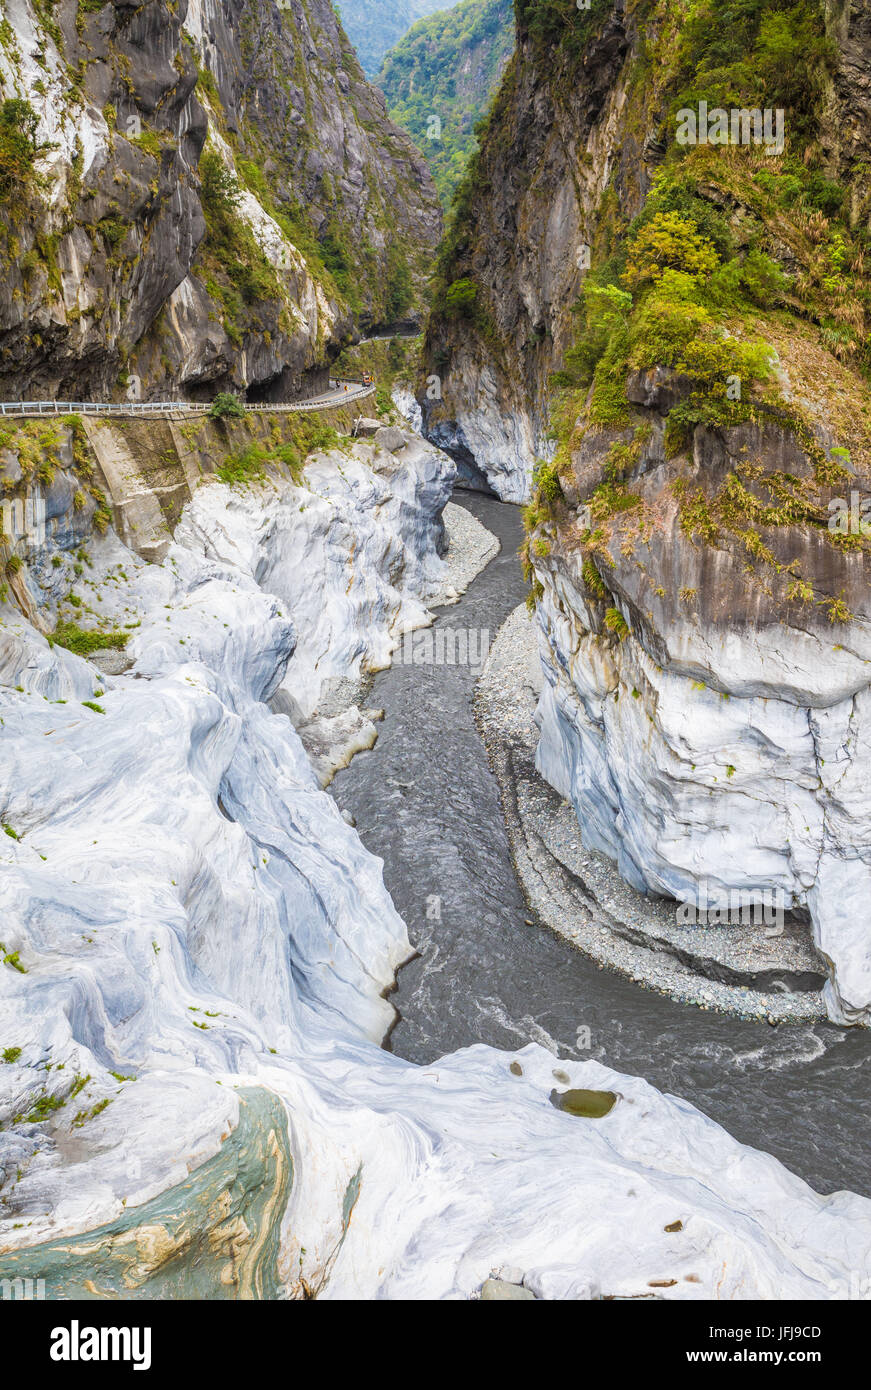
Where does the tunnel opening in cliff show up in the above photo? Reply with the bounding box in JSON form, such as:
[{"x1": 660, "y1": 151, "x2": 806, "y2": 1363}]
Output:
[{"x1": 245, "y1": 365, "x2": 332, "y2": 405}]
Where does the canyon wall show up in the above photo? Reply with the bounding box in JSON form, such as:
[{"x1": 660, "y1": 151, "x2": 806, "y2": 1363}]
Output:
[
  {"x1": 423, "y1": 0, "x2": 871, "y2": 499},
  {"x1": 424, "y1": 0, "x2": 871, "y2": 1021},
  {"x1": 422, "y1": 0, "x2": 639, "y2": 499},
  {"x1": 0, "y1": 0, "x2": 440, "y2": 401}
]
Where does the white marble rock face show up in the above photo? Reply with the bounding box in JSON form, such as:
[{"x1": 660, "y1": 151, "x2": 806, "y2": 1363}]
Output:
[
  {"x1": 533, "y1": 567, "x2": 871, "y2": 1027},
  {"x1": 175, "y1": 433, "x2": 454, "y2": 720},
  {"x1": 425, "y1": 353, "x2": 541, "y2": 504},
  {"x1": 2, "y1": 437, "x2": 871, "y2": 1299}
]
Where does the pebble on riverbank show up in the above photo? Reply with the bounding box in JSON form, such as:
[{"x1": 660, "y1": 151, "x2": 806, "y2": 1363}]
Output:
[
  {"x1": 474, "y1": 603, "x2": 828, "y2": 1026},
  {"x1": 430, "y1": 500, "x2": 500, "y2": 607}
]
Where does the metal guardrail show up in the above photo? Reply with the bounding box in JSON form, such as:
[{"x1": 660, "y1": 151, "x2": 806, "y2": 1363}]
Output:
[{"x1": 0, "y1": 381, "x2": 374, "y2": 419}]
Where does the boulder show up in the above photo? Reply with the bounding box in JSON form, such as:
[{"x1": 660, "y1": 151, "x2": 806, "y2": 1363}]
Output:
[{"x1": 373, "y1": 426, "x2": 407, "y2": 453}]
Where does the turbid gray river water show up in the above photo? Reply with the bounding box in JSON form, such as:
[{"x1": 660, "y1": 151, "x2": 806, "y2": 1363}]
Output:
[{"x1": 332, "y1": 493, "x2": 871, "y2": 1198}]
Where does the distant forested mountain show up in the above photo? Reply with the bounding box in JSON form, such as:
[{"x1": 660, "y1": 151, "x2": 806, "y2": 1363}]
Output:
[
  {"x1": 376, "y1": 0, "x2": 514, "y2": 207},
  {"x1": 334, "y1": 0, "x2": 451, "y2": 76}
]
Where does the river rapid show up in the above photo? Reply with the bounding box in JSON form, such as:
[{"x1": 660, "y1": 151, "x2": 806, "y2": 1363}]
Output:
[{"x1": 333, "y1": 493, "x2": 871, "y2": 1198}]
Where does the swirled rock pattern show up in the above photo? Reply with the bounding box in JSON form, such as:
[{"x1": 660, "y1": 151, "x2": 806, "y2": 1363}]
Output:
[{"x1": 2, "y1": 424, "x2": 871, "y2": 1298}]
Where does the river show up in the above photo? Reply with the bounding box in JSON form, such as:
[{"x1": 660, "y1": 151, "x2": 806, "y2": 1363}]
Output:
[{"x1": 332, "y1": 493, "x2": 871, "y2": 1198}]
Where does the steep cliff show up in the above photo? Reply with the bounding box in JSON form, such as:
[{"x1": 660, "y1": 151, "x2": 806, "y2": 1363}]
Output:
[
  {"x1": 0, "y1": 0, "x2": 440, "y2": 401},
  {"x1": 424, "y1": 0, "x2": 871, "y2": 1023},
  {"x1": 423, "y1": 0, "x2": 871, "y2": 498},
  {"x1": 421, "y1": 0, "x2": 637, "y2": 498}
]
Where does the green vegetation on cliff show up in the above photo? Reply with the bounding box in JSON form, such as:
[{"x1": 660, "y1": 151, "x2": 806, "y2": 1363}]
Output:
[
  {"x1": 198, "y1": 60, "x2": 423, "y2": 331},
  {"x1": 515, "y1": 0, "x2": 606, "y2": 59},
  {"x1": 196, "y1": 150, "x2": 290, "y2": 345},
  {"x1": 0, "y1": 99, "x2": 49, "y2": 195},
  {"x1": 549, "y1": 0, "x2": 866, "y2": 389},
  {"x1": 214, "y1": 418, "x2": 342, "y2": 487},
  {"x1": 51, "y1": 621, "x2": 130, "y2": 656},
  {"x1": 0, "y1": 0, "x2": 439, "y2": 399},
  {"x1": 504, "y1": 0, "x2": 871, "y2": 618},
  {"x1": 377, "y1": 0, "x2": 514, "y2": 206}
]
